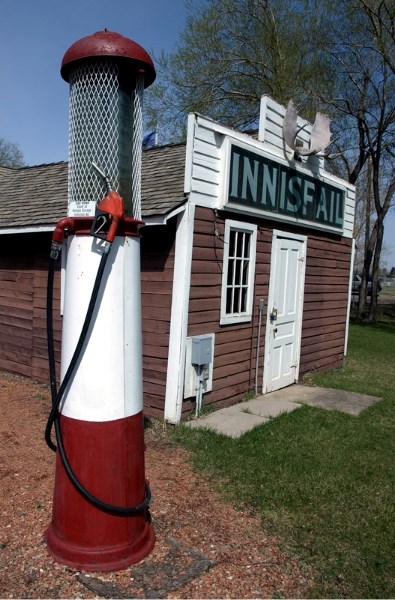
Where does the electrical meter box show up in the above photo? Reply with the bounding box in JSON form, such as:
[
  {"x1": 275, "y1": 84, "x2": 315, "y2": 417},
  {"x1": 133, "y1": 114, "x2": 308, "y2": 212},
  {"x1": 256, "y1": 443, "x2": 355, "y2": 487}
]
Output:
[{"x1": 191, "y1": 335, "x2": 213, "y2": 366}]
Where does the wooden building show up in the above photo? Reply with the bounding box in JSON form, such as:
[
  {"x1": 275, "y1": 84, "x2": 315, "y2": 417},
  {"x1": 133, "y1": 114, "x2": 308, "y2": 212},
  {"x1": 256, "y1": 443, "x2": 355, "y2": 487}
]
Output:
[{"x1": 0, "y1": 97, "x2": 355, "y2": 423}]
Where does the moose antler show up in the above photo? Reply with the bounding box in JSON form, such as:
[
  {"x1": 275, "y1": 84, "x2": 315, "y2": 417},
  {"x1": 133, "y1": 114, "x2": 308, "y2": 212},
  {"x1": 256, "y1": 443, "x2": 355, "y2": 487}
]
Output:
[{"x1": 283, "y1": 100, "x2": 338, "y2": 159}]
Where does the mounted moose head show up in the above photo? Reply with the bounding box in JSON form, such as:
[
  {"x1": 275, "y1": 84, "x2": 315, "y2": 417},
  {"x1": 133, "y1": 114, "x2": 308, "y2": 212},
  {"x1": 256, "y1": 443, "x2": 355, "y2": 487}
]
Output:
[{"x1": 283, "y1": 100, "x2": 338, "y2": 160}]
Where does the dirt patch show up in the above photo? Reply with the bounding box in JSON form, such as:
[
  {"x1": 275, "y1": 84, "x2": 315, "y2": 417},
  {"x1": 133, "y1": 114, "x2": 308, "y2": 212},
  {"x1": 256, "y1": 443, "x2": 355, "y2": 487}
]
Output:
[{"x1": 0, "y1": 372, "x2": 314, "y2": 598}]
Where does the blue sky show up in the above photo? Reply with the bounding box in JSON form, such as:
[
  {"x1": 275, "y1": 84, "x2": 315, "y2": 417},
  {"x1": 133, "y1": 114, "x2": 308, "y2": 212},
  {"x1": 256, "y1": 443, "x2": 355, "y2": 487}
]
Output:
[
  {"x1": 0, "y1": 0, "x2": 187, "y2": 165},
  {"x1": 1, "y1": 0, "x2": 394, "y2": 267}
]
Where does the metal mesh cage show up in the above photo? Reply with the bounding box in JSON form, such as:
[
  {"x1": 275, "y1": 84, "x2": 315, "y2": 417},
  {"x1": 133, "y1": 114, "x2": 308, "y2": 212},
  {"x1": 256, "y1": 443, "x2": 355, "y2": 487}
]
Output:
[
  {"x1": 131, "y1": 75, "x2": 143, "y2": 220},
  {"x1": 68, "y1": 59, "x2": 142, "y2": 218}
]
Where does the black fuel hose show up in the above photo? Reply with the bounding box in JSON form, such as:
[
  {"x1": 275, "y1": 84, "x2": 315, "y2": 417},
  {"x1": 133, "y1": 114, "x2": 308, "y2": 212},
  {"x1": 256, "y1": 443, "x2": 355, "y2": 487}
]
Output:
[
  {"x1": 45, "y1": 244, "x2": 110, "y2": 450},
  {"x1": 45, "y1": 242, "x2": 151, "y2": 516}
]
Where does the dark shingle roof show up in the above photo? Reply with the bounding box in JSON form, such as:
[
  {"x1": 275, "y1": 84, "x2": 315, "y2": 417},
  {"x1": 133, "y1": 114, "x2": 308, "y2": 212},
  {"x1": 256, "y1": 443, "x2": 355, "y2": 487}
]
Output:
[
  {"x1": 141, "y1": 143, "x2": 187, "y2": 217},
  {"x1": 0, "y1": 143, "x2": 187, "y2": 230},
  {"x1": 0, "y1": 162, "x2": 68, "y2": 229}
]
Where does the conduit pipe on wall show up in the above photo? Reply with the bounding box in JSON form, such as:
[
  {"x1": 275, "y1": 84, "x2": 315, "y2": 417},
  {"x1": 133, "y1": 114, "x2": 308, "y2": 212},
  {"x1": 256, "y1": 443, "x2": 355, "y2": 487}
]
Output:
[{"x1": 255, "y1": 299, "x2": 265, "y2": 395}]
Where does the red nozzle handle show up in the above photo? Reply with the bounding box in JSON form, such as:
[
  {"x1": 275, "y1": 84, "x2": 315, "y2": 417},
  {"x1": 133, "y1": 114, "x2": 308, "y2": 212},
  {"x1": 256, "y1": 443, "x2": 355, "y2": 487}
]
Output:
[{"x1": 97, "y1": 191, "x2": 125, "y2": 243}]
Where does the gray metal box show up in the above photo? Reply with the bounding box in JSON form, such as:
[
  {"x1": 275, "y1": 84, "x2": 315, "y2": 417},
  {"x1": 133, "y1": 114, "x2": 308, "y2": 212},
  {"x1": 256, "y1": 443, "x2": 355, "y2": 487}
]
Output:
[{"x1": 191, "y1": 335, "x2": 213, "y2": 365}]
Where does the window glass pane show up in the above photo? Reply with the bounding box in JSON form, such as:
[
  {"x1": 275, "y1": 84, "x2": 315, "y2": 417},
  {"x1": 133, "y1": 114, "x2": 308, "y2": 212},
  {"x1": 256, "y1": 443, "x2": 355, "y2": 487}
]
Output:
[
  {"x1": 233, "y1": 287, "x2": 240, "y2": 313},
  {"x1": 242, "y1": 260, "x2": 249, "y2": 285},
  {"x1": 244, "y1": 233, "x2": 250, "y2": 256},
  {"x1": 241, "y1": 286, "x2": 248, "y2": 312},
  {"x1": 236, "y1": 231, "x2": 244, "y2": 257},
  {"x1": 229, "y1": 230, "x2": 236, "y2": 257},
  {"x1": 226, "y1": 286, "x2": 233, "y2": 313},
  {"x1": 227, "y1": 259, "x2": 234, "y2": 285},
  {"x1": 234, "y1": 258, "x2": 241, "y2": 284},
  {"x1": 222, "y1": 223, "x2": 256, "y2": 321}
]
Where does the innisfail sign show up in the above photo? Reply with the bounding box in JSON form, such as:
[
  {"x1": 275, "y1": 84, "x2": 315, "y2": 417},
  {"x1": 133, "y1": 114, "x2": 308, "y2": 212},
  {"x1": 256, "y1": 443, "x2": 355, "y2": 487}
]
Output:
[{"x1": 227, "y1": 143, "x2": 345, "y2": 232}]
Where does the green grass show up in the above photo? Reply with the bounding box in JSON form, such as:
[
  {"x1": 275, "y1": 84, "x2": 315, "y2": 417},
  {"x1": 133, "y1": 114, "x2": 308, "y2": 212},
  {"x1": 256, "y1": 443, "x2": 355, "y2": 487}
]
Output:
[
  {"x1": 351, "y1": 290, "x2": 395, "y2": 326},
  {"x1": 171, "y1": 323, "x2": 395, "y2": 598},
  {"x1": 380, "y1": 286, "x2": 395, "y2": 296}
]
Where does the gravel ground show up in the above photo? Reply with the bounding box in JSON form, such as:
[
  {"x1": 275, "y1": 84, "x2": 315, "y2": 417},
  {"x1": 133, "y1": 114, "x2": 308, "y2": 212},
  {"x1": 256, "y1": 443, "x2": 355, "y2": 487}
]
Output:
[{"x1": 0, "y1": 373, "x2": 314, "y2": 599}]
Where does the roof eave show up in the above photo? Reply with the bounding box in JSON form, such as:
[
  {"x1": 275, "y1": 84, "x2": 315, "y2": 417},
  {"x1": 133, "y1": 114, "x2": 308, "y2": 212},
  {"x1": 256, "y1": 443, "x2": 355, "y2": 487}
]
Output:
[
  {"x1": 0, "y1": 224, "x2": 56, "y2": 235},
  {"x1": 0, "y1": 198, "x2": 189, "y2": 233},
  {"x1": 141, "y1": 199, "x2": 188, "y2": 226}
]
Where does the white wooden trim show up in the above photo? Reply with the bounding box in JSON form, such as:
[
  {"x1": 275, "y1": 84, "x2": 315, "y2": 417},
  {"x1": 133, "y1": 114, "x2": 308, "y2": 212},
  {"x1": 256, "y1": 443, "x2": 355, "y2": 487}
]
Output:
[
  {"x1": 184, "y1": 113, "x2": 196, "y2": 194},
  {"x1": 164, "y1": 203, "x2": 195, "y2": 424},
  {"x1": 142, "y1": 203, "x2": 187, "y2": 226},
  {"x1": 195, "y1": 112, "x2": 356, "y2": 192},
  {"x1": 220, "y1": 219, "x2": 257, "y2": 325},
  {"x1": 258, "y1": 95, "x2": 269, "y2": 143},
  {"x1": 190, "y1": 105, "x2": 355, "y2": 239},
  {"x1": 271, "y1": 228, "x2": 308, "y2": 243},
  {"x1": 344, "y1": 238, "x2": 356, "y2": 356}
]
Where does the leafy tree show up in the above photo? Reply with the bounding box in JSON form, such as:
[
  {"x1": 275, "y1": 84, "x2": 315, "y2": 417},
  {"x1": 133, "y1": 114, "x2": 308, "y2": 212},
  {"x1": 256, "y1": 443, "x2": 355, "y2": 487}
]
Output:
[
  {"x1": 309, "y1": 0, "x2": 395, "y2": 321},
  {"x1": 147, "y1": 0, "x2": 394, "y2": 322},
  {"x1": 145, "y1": 0, "x2": 324, "y2": 141},
  {"x1": 0, "y1": 137, "x2": 24, "y2": 167}
]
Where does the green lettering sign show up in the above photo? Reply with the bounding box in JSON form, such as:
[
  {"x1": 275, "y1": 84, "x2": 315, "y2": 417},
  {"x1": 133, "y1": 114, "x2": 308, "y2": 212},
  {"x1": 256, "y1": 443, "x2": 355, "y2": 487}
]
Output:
[{"x1": 228, "y1": 144, "x2": 344, "y2": 230}]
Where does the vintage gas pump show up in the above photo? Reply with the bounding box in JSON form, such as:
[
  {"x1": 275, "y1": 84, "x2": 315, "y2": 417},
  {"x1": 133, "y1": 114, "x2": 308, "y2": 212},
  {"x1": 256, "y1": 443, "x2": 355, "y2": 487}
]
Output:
[{"x1": 44, "y1": 30, "x2": 156, "y2": 572}]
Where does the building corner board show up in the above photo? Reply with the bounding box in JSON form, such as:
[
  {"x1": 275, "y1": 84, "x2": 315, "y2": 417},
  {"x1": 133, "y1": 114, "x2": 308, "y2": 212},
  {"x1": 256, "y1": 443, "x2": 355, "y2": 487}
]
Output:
[{"x1": 164, "y1": 202, "x2": 195, "y2": 424}]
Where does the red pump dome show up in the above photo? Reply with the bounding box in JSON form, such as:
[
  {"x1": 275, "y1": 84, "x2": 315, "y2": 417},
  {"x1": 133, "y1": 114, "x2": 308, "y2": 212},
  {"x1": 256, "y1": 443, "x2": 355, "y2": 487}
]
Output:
[{"x1": 61, "y1": 29, "x2": 156, "y2": 87}]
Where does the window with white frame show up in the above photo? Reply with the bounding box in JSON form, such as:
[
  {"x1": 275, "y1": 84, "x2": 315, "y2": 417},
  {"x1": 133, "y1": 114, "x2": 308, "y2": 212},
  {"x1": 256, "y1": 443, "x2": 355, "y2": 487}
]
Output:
[{"x1": 220, "y1": 220, "x2": 257, "y2": 324}]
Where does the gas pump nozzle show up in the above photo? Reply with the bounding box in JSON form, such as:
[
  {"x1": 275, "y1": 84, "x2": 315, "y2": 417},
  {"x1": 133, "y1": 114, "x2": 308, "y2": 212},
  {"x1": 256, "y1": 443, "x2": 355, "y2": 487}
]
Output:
[
  {"x1": 92, "y1": 162, "x2": 113, "y2": 194},
  {"x1": 91, "y1": 163, "x2": 125, "y2": 243}
]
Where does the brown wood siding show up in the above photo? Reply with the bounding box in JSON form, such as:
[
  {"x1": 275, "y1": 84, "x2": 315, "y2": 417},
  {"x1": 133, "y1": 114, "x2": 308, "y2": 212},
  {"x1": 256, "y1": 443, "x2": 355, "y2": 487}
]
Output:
[
  {"x1": 185, "y1": 206, "x2": 352, "y2": 416},
  {"x1": 0, "y1": 212, "x2": 352, "y2": 420},
  {"x1": 32, "y1": 255, "x2": 62, "y2": 383},
  {"x1": 300, "y1": 233, "x2": 352, "y2": 374},
  {"x1": 185, "y1": 207, "x2": 271, "y2": 415},
  {"x1": 0, "y1": 233, "x2": 61, "y2": 383},
  {"x1": 140, "y1": 221, "x2": 176, "y2": 416},
  {"x1": 0, "y1": 225, "x2": 176, "y2": 419}
]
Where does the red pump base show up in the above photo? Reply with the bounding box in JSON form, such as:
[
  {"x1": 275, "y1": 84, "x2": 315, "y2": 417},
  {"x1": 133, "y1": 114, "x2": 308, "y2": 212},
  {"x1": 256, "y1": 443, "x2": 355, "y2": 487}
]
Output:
[{"x1": 44, "y1": 412, "x2": 155, "y2": 572}]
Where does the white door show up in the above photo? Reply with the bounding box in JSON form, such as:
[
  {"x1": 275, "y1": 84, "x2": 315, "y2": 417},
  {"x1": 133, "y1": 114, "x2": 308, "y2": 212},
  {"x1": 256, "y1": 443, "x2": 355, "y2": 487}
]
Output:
[{"x1": 263, "y1": 231, "x2": 306, "y2": 393}]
